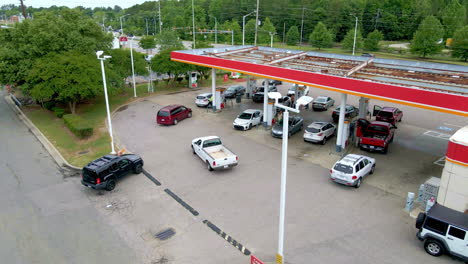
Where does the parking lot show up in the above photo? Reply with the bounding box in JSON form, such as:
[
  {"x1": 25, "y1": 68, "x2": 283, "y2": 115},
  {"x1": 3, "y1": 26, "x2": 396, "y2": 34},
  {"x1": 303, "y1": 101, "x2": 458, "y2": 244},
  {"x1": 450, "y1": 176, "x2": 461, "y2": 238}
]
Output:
[{"x1": 85, "y1": 80, "x2": 466, "y2": 264}]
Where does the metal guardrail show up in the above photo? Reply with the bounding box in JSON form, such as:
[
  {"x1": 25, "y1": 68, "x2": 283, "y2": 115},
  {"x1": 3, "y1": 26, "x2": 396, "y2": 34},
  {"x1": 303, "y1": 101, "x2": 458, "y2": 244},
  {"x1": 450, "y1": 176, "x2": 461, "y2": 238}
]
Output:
[{"x1": 10, "y1": 94, "x2": 22, "y2": 107}]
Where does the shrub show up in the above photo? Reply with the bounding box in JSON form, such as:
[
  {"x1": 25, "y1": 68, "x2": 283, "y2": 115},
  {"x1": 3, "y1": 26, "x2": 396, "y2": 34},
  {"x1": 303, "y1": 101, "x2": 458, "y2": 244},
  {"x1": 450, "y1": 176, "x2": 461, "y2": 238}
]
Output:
[
  {"x1": 43, "y1": 101, "x2": 55, "y2": 110},
  {"x1": 63, "y1": 114, "x2": 93, "y2": 139},
  {"x1": 52, "y1": 107, "x2": 66, "y2": 118}
]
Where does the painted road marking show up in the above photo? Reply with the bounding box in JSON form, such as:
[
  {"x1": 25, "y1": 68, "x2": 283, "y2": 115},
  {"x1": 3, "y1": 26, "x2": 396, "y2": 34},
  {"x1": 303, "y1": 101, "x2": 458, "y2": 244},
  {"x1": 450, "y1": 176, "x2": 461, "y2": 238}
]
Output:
[
  {"x1": 437, "y1": 126, "x2": 454, "y2": 132},
  {"x1": 423, "y1": 130, "x2": 451, "y2": 140},
  {"x1": 203, "y1": 219, "x2": 251, "y2": 256},
  {"x1": 443, "y1": 123, "x2": 463, "y2": 128},
  {"x1": 434, "y1": 156, "x2": 446, "y2": 167}
]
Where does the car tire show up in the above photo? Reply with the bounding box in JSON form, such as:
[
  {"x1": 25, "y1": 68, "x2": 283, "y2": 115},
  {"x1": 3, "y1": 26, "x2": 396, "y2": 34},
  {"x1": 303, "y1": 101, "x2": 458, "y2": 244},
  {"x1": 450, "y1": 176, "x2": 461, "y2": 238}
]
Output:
[
  {"x1": 354, "y1": 178, "x2": 362, "y2": 188},
  {"x1": 106, "y1": 179, "x2": 116, "y2": 191},
  {"x1": 206, "y1": 161, "x2": 213, "y2": 171},
  {"x1": 191, "y1": 145, "x2": 196, "y2": 154},
  {"x1": 133, "y1": 164, "x2": 143, "y2": 174},
  {"x1": 370, "y1": 165, "x2": 375, "y2": 174},
  {"x1": 288, "y1": 132, "x2": 292, "y2": 138},
  {"x1": 249, "y1": 123, "x2": 252, "y2": 130},
  {"x1": 173, "y1": 119, "x2": 178, "y2": 125},
  {"x1": 424, "y1": 239, "x2": 444, "y2": 257},
  {"x1": 415, "y1": 213, "x2": 426, "y2": 229},
  {"x1": 382, "y1": 146, "x2": 388, "y2": 154},
  {"x1": 321, "y1": 137, "x2": 327, "y2": 145},
  {"x1": 188, "y1": 112, "x2": 192, "y2": 118}
]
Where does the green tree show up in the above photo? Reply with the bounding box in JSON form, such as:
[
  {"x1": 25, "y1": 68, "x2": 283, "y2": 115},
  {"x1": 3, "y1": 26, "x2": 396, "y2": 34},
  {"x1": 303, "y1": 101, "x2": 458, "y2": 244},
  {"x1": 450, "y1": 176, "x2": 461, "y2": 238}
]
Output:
[
  {"x1": 440, "y1": 0, "x2": 467, "y2": 38},
  {"x1": 451, "y1": 25, "x2": 468, "y2": 61},
  {"x1": 25, "y1": 52, "x2": 102, "y2": 114},
  {"x1": 286, "y1": 26, "x2": 300, "y2": 45},
  {"x1": 151, "y1": 48, "x2": 192, "y2": 84},
  {"x1": 410, "y1": 16, "x2": 444, "y2": 57},
  {"x1": 258, "y1": 17, "x2": 276, "y2": 45},
  {"x1": 244, "y1": 19, "x2": 257, "y2": 44},
  {"x1": 309, "y1": 22, "x2": 333, "y2": 50},
  {"x1": 341, "y1": 28, "x2": 363, "y2": 51},
  {"x1": 139, "y1": 35, "x2": 156, "y2": 53},
  {"x1": 364, "y1": 30, "x2": 383, "y2": 51},
  {"x1": 155, "y1": 30, "x2": 183, "y2": 51},
  {"x1": 107, "y1": 48, "x2": 147, "y2": 88}
]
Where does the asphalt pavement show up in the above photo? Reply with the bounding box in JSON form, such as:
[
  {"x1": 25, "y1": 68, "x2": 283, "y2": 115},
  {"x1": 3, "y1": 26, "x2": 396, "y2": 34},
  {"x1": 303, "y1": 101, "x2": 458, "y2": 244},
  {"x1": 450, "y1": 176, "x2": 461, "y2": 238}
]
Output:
[{"x1": 0, "y1": 92, "x2": 142, "y2": 264}]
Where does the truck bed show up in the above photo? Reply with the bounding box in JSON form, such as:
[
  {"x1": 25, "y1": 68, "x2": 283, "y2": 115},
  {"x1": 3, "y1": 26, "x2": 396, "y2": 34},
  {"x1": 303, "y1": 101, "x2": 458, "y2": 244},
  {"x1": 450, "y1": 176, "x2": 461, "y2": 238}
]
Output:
[{"x1": 210, "y1": 149, "x2": 231, "y2": 159}]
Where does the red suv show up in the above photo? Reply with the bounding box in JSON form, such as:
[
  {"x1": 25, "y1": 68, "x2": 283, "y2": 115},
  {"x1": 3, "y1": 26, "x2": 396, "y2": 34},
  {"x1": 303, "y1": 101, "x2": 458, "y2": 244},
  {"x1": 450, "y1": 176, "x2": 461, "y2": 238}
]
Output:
[
  {"x1": 156, "y1": 105, "x2": 192, "y2": 125},
  {"x1": 373, "y1": 106, "x2": 403, "y2": 125}
]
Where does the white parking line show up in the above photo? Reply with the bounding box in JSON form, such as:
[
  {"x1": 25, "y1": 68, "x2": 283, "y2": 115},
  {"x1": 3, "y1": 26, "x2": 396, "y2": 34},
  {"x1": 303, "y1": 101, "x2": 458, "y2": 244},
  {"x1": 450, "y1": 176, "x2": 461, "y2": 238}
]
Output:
[
  {"x1": 443, "y1": 123, "x2": 463, "y2": 128},
  {"x1": 434, "y1": 156, "x2": 446, "y2": 167},
  {"x1": 423, "y1": 130, "x2": 451, "y2": 140}
]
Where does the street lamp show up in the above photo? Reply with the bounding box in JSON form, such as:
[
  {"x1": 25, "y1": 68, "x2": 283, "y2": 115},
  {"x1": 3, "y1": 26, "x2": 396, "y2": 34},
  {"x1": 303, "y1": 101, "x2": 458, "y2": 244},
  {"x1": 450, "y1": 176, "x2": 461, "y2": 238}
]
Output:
[
  {"x1": 268, "y1": 91, "x2": 313, "y2": 264},
  {"x1": 269, "y1": 32, "x2": 276, "y2": 48},
  {"x1": 352, "y1": 15, "x2": 358, "y2": 56},
  {"x1": 96, "y1": 51, "x2": 116, "y2": 154},
  {"x1": 129, "y1": 36, "x2": 137, "y2": 98},
  {"x1": 242, "y1": 11, "x2": 255, "y2": 45},
  {"x1": 212, "y1": 16, "x2": 218, "y2": 44},
  {"x1": 119, "y1": 14, "x2": 130, "y2": 35}
]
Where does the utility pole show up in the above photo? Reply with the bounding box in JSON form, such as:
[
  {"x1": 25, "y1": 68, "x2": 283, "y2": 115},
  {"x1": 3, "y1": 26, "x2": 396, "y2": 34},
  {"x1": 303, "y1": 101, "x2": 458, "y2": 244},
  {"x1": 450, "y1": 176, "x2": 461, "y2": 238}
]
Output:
[
  {"x1": 352, "y1": 16, "x2": 358, "y2": 56},
  {"x1": 192, "y1": 0, "x2": 195, "y2": 48},
  {"x1": 19, "y1": 0, "x2": 27, "y2": 19},
  {"x1": 145, "y1": 18, "x2": 149, "y2": 36},
  {"x1": 158, "y1": 0, "x2": 162, "y2": 33},
  {"x1": 283, "y1": 22, "x2": 286, "y2": 43},
  {"x1": 254, "y1": 0, "x2": 259, "y2": 46},
  {"x1": 300, "y1": 7, "x2": 305, "y2": 45}
]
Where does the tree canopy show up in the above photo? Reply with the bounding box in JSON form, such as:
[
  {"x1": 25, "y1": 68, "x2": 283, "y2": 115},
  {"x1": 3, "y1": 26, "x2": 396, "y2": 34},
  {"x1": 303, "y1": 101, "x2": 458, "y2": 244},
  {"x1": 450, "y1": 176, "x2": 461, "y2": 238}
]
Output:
[
  {"x1": 410, "y1": 16, "x2": 445, "y2": 57},
  {"x1": 309, "y1": 22, "x2": 333, "y2": 50},
  {"x1": 451, "y1": 25, "x2": 468, "y2": 61}
]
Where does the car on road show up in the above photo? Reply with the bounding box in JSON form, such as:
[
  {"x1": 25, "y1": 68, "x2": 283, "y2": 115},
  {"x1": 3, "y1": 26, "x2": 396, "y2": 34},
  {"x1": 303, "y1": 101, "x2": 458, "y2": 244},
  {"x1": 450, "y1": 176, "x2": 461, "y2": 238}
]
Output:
[
  {"x1": 233, "y1": 109, "x2": 263, "y2": 130},
  {"x1": 278, "y1": 96, "x2": 292, "y2": 108},
  {"x1": 373, "y1": 106, "x2": 403, "y2": 125},
  {"x1": 81, "y1": 154, "x2": 144, "y2": 191},
  {"x1": 191, "y1": 136, "x2": 238, "y2": 171},
  {"x1": 262, "y1": 80, "x2": 282, "y2": 86},
  {"x1": 312, "y1": 96, "x2": 335, "y2": 111},
  {"x1": 253, "y1": 86, "x2": 278, "y2": 103},
  {"x1": 156, "y1": 104, "x2": 192, "y2": 125},
  {"x1": 330, "y1": 154, "x2": 375, "y2": 188},
  {"x1": 224, "y1": 85, "x2": 246, "y2": 99},
  {"x1": 195, "y1": 93, "x2": 213, "y2": 107},
  {"x1": 271, "y1": 116, "x2": 304, "y2": 138},
  {"x1": 332, "y1": 105, "x2": 359, "y2": 122},
  {"x1": 303, "y1": 122, "x2": 336, "y2": 145},
  {"x1": 415, "y1": 203, "x2": 468, "y2": 262}
]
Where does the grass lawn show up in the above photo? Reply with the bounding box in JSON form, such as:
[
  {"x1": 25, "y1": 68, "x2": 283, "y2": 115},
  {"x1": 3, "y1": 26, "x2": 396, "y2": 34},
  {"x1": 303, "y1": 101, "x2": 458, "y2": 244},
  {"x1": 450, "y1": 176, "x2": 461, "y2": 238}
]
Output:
[{"x1": 22, "y1": 77, "x2": 226, "y2": 167}]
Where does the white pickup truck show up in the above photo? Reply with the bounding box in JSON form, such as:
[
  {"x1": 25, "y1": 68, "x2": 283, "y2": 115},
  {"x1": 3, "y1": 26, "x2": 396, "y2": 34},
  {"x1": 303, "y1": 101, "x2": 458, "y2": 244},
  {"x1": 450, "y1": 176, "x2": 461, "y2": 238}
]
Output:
[{"x1": 191, "y1": 136, "x2": 238, "y2": 171}]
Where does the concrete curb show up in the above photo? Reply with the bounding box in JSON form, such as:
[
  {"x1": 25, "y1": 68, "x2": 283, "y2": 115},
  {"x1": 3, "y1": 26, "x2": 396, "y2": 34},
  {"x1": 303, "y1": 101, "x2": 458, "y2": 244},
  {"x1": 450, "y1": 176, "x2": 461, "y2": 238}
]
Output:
[{"x1": 3, "y1": 95, "x2": 82, "y2": 177}]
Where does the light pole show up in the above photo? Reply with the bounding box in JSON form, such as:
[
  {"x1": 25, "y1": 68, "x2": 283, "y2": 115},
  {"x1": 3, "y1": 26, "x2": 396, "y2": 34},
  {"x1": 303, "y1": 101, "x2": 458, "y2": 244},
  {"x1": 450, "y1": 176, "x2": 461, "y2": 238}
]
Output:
[
  {"x1": 129, "y1": 36, "x2": 137, "y2": 98},
  {"x1": 269, "y1": 32, "x2": 276, "y2": 48},
  {"x1": 192, "y1": 0, "x2": 196, "y2": 48},
  {"x1": 214, "y1": 16, "x2": 218, "y2": 44},
  {"x1": 96, "y1": 51, "x2": 116, "y2": 154},
  {"x1": 242, "y1": 11, "x2": 255, "y2": 45},
  {"x1": 254, "y1": 0, "x2": 260, "y2": 45},
  {"x1": 120, "y1": 14, "x2": 130, "y2": 35},
  {"x1": 268, "y1": 92, "x2": 313, "y2": 264},
  {"x1": 352, "y1": 15, "x2": 358, "y2": 56}
]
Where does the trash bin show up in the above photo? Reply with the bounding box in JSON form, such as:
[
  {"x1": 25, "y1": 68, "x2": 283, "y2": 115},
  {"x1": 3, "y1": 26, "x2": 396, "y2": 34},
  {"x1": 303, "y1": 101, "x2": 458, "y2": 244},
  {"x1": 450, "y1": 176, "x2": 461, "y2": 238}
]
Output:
[{"x1": 236, "y1": 94, "x2": 242, "y2": 103}]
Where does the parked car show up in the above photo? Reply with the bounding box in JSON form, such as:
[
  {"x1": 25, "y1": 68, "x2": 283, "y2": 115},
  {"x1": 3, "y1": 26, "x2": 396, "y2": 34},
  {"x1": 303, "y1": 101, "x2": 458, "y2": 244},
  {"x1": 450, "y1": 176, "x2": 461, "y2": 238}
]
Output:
[
  {"x1": 224, "y1": 85, "x2": 246, "y2": 99},
  {"x1": 233, "y1": 109, "x2": 263, "y2": 130},
  {"x1": 312, "y1": 96, "x2": 335, "y2": 111},
  {"x1": 416, "y1": 203, "x2": 468, "y2": 262},
  {"x1": 195, "y1": 93, "x2": 213, "y2": 107},
  {"x1": 332, "y1": 105, "x2": 359, "y2": 122},
  {"x1": 262, "y1": 80, "x2": 282, "y2": 86},
  {"x1": 303, "y1": 122, "x2": 336, "y2": 145},
  {"x1": 330, "y1": 154, "x2": 376, "y2": 188},
  {"x1": 287, "y1": 85, "x2": 309, "y2": 97},
  {"x1": 357, "y1": 119, "x2": 396, "y2": 154},
  {"x1": 156, "y1": 104, "x2": 192, "y2": 125},
  {"x1": 271, "y1": 116, "x2": 304, "y2": 138},
  {"x1": 373, "y1": 106, "x2": 403, "y2": 125},
  {"x1": 278, "y1": 96, "x2": 292, "y2": 107},
  {"x1": 252, "y1": 86, "x2": 277, "y2": 102},
  {"x1": 191, "y1": 136, "x2": 238, "y2": 171},
  {"x1": 81, "y1": 154, "x2": 144, "y2": 191}
]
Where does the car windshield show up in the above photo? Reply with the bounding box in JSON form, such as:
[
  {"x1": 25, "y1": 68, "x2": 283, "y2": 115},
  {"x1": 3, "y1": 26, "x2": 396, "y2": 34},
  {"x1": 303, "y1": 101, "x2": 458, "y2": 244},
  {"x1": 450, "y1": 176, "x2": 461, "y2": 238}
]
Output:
[
  {"x1": 306, "y1": 127, "x2": 320, "y2": 133},
  {"x1": 197, "y1": 95, "x2": 207, "y2": 99},
  {"x1": 377, "y1": 111, "x2": 393, "y2": 117},
  {"x1": 203, "y1": 138, "x2": 222, "y2": 148},
  {"x1": 227, "y1": 87, "x2": 236, "y2": 91},
  {"x1": 158, "y1": 110, "x2": 169, "y2": 117},
  {"x1": 315, "y1": 97, "x2": 327, "y2": 103},
  {"x1": 257, "y1": 87, "x2": 265, "y2": 92},
  {"x1": 238, "y1": 113, "x2": 252, "y2": 120},
  {"x1": 334, "y1": 163, "x2": 353, "y2": 174}
]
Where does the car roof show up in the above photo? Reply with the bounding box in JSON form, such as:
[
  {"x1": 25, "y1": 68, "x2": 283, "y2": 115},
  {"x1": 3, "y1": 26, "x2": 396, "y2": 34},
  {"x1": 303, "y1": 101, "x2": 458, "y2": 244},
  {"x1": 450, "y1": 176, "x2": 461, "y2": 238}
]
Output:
[
  {"x1": 85, "y1": 154, "x2": 119, "y2": 172},
  {"x1": 160, "y1": 104, "x2": 182, "y2": 111},
  {"x1": 243, "y1": 109, "x2": 262, "y2": 114},
  {"x1": 338, "y1": 154, "x2": 368, "y2": 166},
  {"x1": 198, "y1": 93, "x2": 212, "y2": 96},
  {"x1": 381, "y1": 107, "x2": 397, "y2": 112},
  {"x1": 427, "y1": 203, "x2": 468, "y2": 230},
  {"x1": 315, "y1": 96, "x2": 328, "y2": 100},
  {"x1": 308, "y1": 121, "x2": 328, "y2": 128}
]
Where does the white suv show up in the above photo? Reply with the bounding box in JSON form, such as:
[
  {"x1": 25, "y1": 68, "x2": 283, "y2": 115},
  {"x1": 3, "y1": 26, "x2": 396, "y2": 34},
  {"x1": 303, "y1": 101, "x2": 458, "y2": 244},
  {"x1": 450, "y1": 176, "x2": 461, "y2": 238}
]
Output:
[
  {"x1": 233, "y1": 109, "x2": 263, "y2": 130},
  {"x1": 416, "y1": 204, "x2": 468, "y2": 262},
  {"x1": 330, "y1": 154, "x2": 376, "y2": 188}
]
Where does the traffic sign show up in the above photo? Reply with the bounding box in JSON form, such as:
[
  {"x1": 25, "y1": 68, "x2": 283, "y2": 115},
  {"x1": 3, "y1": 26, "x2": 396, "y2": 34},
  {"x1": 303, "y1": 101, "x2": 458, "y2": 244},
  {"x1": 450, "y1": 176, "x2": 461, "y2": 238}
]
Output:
[
  {"x1": 119, "y1": 36, "x2": 128, "y2": 42},
  {"x1": 250, "y1": 255, "x2": 264, "y2": 264}
]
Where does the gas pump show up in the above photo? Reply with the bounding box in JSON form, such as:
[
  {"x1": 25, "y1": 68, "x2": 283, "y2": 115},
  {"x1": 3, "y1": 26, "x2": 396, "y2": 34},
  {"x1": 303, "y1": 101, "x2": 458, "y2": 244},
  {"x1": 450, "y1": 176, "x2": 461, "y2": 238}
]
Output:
[
  {"x1": 214, "y1": 87, "x2": 226, "y2": 111},
  {"x1": 189, "y1": 72, "x2": 198, "y2": 88},
  {"x1": 246, "y1": 77, "x2": 256, "y2": 98}
]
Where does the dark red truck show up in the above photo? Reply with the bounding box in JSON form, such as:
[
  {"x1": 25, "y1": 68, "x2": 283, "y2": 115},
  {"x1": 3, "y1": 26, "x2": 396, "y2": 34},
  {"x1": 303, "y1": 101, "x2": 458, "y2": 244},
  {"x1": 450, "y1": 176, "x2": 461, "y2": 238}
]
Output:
[{"x1": 356, "y1": 119, "x2": 396, "y2": 154}]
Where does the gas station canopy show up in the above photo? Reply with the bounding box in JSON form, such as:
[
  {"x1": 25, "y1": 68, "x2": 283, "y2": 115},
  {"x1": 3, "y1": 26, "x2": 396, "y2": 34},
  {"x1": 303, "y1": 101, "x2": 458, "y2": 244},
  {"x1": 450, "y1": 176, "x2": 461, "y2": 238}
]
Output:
[{"x1": 171, "y1": 46, "x2": 468, "y2": 117}]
